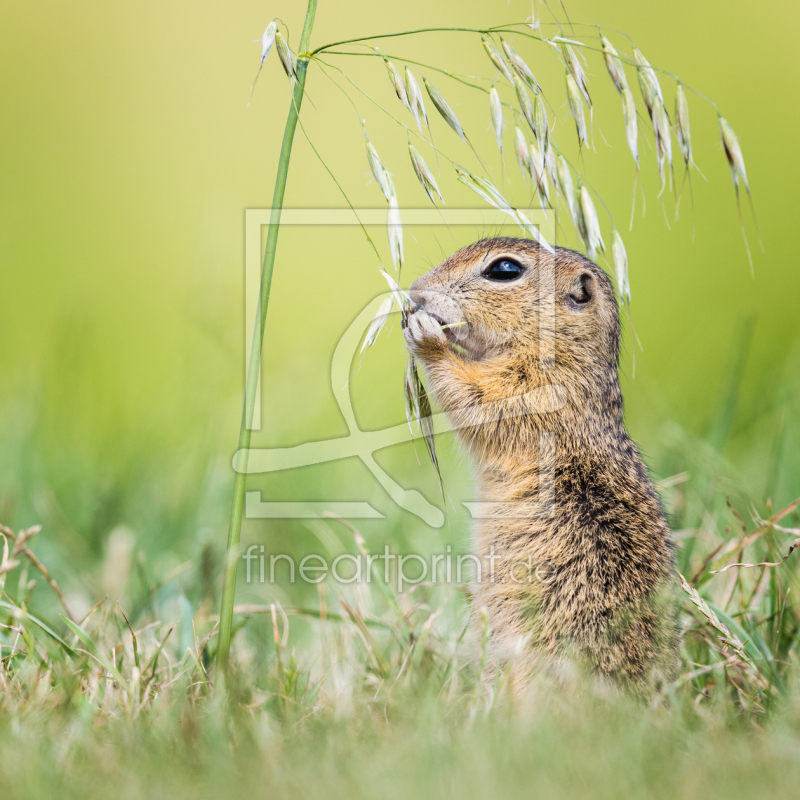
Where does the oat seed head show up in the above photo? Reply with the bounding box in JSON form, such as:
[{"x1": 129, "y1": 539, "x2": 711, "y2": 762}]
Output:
[
  {"x1": 579, "y1": 184, "x2": 605, "y2": 257},
  {"x1": 675, "y1": 84, "x2": 692, "y2": 166},
  {"x1": 409, "y1": 143, "x2": 444, "y2": 204},
  {"x1": 719, "y1": 116, "x2": 749, "y2": 193},
  {"x1": 384, "y1": 58, "x2": 410, "y2": 111},
  {"x1": 405, "y1": 68, "x2": 428, "y2": 131},
  {"x1": 490, "y1": 87, "x2": 503, "y2": 152},
  {"x1": 561, "y1": 42, "x2": 591, "y2": 107},
  {"x1": 424, "y1": 78, "x2": 466, "y2": 141},
  {"x1": 514, "y1": 126, "x2": 532, "y2": 180},
  {"x1": 482, "y1": 37, "x2": 514, "y2": 83},
  {"x1": 260, "y1": 21, "x2": 277, "y2": 66},
  {"x1": 532, "y1": 93, "x2": 549, "y2": 155},
  {"x1": 513, "y1": 72, "x2": 535, "y2": 134},
  {"x1": 556, "y1": 154, "x2": 576, "y2": 220},
  {"x1": 387, "y1": 195, "x2": 404, "y2": 269},
  {"x1": 529, "y1": 137, "x2": 550, "y2": 206},
  {"x1": 275, "y1": 31, "x2": 296, "y2": 81},
  {"x1": 611, "y1": 228, "x2": 631, "y2": 304},
  {"x1": 365, "y1": 134, "x2": 393, "y2": 202},
  {"x1": 622, "y1": 87, "x2": 639, "y2": 168},
  {"x1": 601, "y1": 34, "x2": 627, "y2": 94},
  {"x1": 566, "y1": 73, "x2": 588, "y2": 146},
  {"x1": 652, "y1": 97, "x2": 673, "y2": 188},
  {"x1": 361, "y1": 296, "x2": 394, "y2": 353},
  {"x1": 633, "y1": 47, "x2": 662, "y2": 119},
  {"x1": 502, "y1": 39, "x2": 540, "y2": 93}
]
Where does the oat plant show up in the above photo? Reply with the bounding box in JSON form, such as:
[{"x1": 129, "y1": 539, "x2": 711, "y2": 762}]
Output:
[{"x1": 216, "y1": 0, "x2": 759, "y2": 686}]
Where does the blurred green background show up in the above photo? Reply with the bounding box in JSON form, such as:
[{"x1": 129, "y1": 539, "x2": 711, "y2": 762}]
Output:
[{"x1": 1, "y1": 0, "x2": 798, "y2": 616}]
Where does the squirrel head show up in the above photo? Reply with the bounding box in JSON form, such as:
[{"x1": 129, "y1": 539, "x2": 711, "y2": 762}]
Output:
[{"x1": 408, "y1": 238, "x2": 621, "y2": 376}]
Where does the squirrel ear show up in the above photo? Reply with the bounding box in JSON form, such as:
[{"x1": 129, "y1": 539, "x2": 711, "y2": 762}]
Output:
[{"x1": 567, "y1": 272, "x2": 594, "y2": 307}]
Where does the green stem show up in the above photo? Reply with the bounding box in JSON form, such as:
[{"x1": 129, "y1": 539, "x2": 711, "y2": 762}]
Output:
[{"x1": 215, "y1": 0, "x2": 318, "y2": 691}]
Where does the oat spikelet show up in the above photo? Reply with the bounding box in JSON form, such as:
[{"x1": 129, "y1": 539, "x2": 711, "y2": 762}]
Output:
[
  {"x1": 532, "y1": 93, "x2": 549, "y2": 156},
  {"x1": 379, "y1": 268, "x2": 411, "y2": 316},
  {"x1": 556, "y1": 154, "x2": 575, "y2": 220},
  {"x1": 454, "y1": 166, "x2": 554, "y2": 252},
  {"x1": 611, "y1": 228, "x2": 631, "y2": 303},
  {"x1": 409, "y1": 143, "x2": 444, "y2": 204},
  {"x1": 361, "y1": 296, "x2": 394, "y2": 353},
  {"x1": 561, "y1": 42, "x2": 591, "y2": 107},
  {"x1": 719, "y1": 116, "x2": 749, "y2": 194},
  {"x1": 481, "y1": 37, "x2": 513, "y2": 83},
  {"x1": 384, "y1": 58, "x2": 411, "y2": 111},
  {"x1": 490, "y1": 87, "x2": 503, "y2": 152},
  {"x1": 622, "y1": 87, "x2": 639, "y2": 168},
  {"x1": 633, "y1": 46, "x2": 662, "y2": 120},
  {"x1": 529, "y1": 138, "x2": 550, "y2": 206},
  {"x1": 365, "y1": 132, "x2": 393, "y2": 202},
  {"x1": 387, "y1": 195, "x2": 404, "y2": 270},
  {"x1": 250, "y1": 21, "x2": 277, "y2": 100},
  {"x1": 579, "y1": 184, "x2": 604, "y2": 257},
  {"x1": 275, "y1": 31, "x2": 296, "y2": 81},
  {"x1": 601, "y1": 34, "x2": 627, "y2": 94},
  {"x1": 652, "y1": 97, "x2": 673, "y2": 193},
  {"x1": 675, "y1": 84, "x2": 692, "y2": 166},
  {"x1": 513, "y1": 72, "x2": 535, "y2": 134},
  {"x1": 405, "y1": 68, "x2": 428, "y2": 131},
  {"x1": 501, "y1": 39, "x2": 540, "y2": 93},
  {"x1": 514, "y1": 127, "x2": 531, "y2": 180},
  {"x1": 424, "y1": 78, "x2": 466, "y2": 141},
  {"x1": 566, "y1": 73, "x2": 588, "y2": 146}
]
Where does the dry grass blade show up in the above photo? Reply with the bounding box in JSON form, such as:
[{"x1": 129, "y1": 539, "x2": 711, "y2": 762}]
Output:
[
  {"x1": 481, "y1": 36, "x2": 513, "y2": 83},
  {"x1": 423, "y1": 78, "x2": 466, "y2": 141},
  {"x1": 601, "y1": 34, "x2": 627, "y2": 94},
  {"x1": 409, "y1": 143, "x2": 444, "y2": 204}
]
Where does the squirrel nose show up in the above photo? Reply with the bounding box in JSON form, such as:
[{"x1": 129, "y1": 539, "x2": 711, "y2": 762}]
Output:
[{"x1": 408, "y1": 281, "x2": 432, "y2": 308}]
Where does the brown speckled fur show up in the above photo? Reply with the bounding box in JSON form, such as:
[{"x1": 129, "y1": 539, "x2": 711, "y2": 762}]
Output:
[{"x1": 404, "y1": 238, "x2": 679, "y2": 699}]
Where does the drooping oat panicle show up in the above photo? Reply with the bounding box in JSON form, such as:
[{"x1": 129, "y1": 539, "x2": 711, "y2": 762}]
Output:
[
  {"x1": 361, "y1": 296, "x2": 394, "y2": 353},
  {"x1": 532, "y1": 93, "x2": 549, "y2": 155},
  {"x1": 601, "y1": 34, "x2": 627, "y2": 94},
  {"x1": 482, "y1": 37, "x2": 513, "y2": 83},
  {"x1": 275, "y1": 31, "x2": 296, "y2": 81},
  {"x1": 365, "y1": 133, "x2": 393, "y2": 202},
  {"x1": 566, "y1": 73, "x2": 588, "y2": 146},
  {"x1": 529, "y1": 138, "x2": 550, "y2": 206},
  {"x1": 621, "y1": 87, "x2": 639, "y2": 168},
  {"x1": 424, "y1": 78, "x2": 466, "y2": 140},
  {"x1": 611, "y1": 228, "x2": 631, "y2": 303},
  {"x1": 579, "y1": 184, "x2": 605, "y2": 257},
  {"x1": 514, "y1": 126, "x2": 531, "y2": 180},
  {"x1": 405, "y1": 68, "x2": 428, "y2": 131},
  {"x1": 675, "y1": 84, "x2": 692, "y2": 166},
  {"x1": 633, "y1": 46, "x2": 662, "y2": 119},
  {"x1": 556, "y1": 154, "x2": 575, "y2": 220},
  {"x1": 719, "y1": 116, "x2": 750, "y2": 194},
  {"x1": 513, "y1": 72, "x2": 535, "y2": 134},
  {"x1": 561, "y1": 42, "x2": 591, "y2": 107},
  {"x1": 387, "y1": 195, "x2": 404, "y2": 270},
  {"x1": 490, "y1": 87, "x2": 503, "y2": 152},
  {"x1": 501, "y1": 39, "x2": 540, "y2": 93},
  {"x1": 384, "y1": 58, "x2": 411, "y2": 111},
  {"x1": 454, "y1": 166, "x2": 554, "y2": 251},
  {"x1": 409, "y1": 143, "x2": 444, "y2": 204},
  {"x1": 652, "y1": 97, "x2": 673, "y2": 191}
]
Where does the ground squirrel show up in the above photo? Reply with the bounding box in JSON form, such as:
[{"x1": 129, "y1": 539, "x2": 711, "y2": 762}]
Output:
[{"x1": 404, "y1": 238, "x2": 679, "y2": 699}]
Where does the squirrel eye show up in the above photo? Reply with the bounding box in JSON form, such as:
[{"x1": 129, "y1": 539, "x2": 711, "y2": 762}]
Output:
[{"x1": 483, "y1": 259, "x2": 524, "y2": 281}]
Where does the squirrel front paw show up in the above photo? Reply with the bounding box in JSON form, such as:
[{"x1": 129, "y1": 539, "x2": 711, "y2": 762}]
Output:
[{"x1": 404, "y1": 309, "x2": 449, "y2": 361}]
